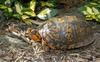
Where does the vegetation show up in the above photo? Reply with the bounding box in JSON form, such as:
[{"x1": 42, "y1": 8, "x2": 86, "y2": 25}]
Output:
[
  {"x1": 0, "y1": 0, "x2": 100, "y2": 24},
  {"x1": 0, "y1": 0, "x2": 57, "y2": 24},
  {"x1": 79, "y1": 0, "x2": 100, "y2": 22}
]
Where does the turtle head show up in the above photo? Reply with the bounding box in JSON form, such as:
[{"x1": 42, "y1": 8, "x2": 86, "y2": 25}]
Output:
[{"x1": 25, "y1": 28, "x2": 42, "y2": 42}]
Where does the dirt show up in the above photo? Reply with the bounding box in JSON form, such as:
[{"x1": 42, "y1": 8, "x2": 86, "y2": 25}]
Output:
[
  {"x1": 0, "y1": 30, "x2": 100, "y2": 62},
  {"x1": 0, "y1": 1, "x2": 100, "y2": 62}
]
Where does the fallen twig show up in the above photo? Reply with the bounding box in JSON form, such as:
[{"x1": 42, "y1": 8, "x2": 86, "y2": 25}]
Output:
[
  {"x1": 14, "y1": 51, "x2": 26, "y2": 62},
  {"x1": 9, "y1": 31, "x2": 32, "y2": 44}
]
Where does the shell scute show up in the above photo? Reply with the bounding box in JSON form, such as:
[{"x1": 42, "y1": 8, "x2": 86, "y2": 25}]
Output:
[{"x1": 38, "y1": 15, "x2": 94, "y2": 49}]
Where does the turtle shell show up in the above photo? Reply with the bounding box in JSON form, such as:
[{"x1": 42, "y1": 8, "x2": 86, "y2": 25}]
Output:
[{"x1": 38, "y1": 15, "x2": 94, "y2": 49}]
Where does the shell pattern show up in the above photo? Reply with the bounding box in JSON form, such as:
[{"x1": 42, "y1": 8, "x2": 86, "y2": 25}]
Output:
[{"x1": 38, "y1": 15, "x2": 94, "y2": 49}]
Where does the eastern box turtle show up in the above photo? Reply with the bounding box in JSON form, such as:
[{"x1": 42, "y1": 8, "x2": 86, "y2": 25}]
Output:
[{"x1": 26, "y1": 15, "x2": 95, "y2": 50}]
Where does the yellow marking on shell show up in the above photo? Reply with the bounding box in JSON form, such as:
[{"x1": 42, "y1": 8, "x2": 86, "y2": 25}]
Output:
[
  {"x1": 58, "y1": 18, "x2": 65, "y2": 23},
  {"x1": 47, "y1": 32, "x2": 59, "y2": 40},
  {"x1": 53, "y1": 28, "x2": 59, "y2": 33},
  {"x1": 48, "y1": 21, "x2": 52, "y2": 26},
  {"x1": 47, "y1": 32, "x2": 54, "y2": 40},
  {"x1": 52, "y1": 33, "x2": 60, "y2": 41},
  {"x1": 66, "y1": 16, "x2": 77, "y2": 22},
  {"x1": 67, "y1": 25, "x2": 73, "y2": 42}
]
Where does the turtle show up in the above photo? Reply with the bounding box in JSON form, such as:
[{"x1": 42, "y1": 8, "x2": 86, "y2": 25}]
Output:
[{"x1": 26, "y1": 15, "x2": 95, "y2": 50}]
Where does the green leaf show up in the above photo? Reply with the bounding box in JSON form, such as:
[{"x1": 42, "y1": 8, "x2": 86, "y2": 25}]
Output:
[
  {"x1": 22, "y1": 7, "x2": 31, "y2": 12},
  {"x1": 86, "y1": 17, "x2": 93, "y2": 20},
  {"x1": 0, "y1": 4, "x2": 8, "y2": 9},
  {"x1": 90, "y1": 2, "x2": 97, "y2": 6},
  {"x1": 86, "y1": 6, "x2": 94, "y2": 14},
  {"x1": 82, "y1": 11, "x2": 88, "y2": 15},
  {"x1": 41, "y1": 1, "x2": 54, "y2": 7},
  {"x1": 15, "y1": 1, "x2": 23, "y2": 15},
  {"x1": 24, "y1": 11, "x2": 36, "y2": 17},
  {"x1": 21, "y1": 15, "x2": 29, "y2": 20},
  {"x1": 37, "y1": 8, "x2": 58, "y2": 20},
  {"x1": 92, "y1": 7, "x2": 100, "y2": 15},
  {"x1": 91, "y1": 14, "x2": 96, "y2": 19},
  {"x1": 97, "y1": 15, "x2": 100, "y2": 19},
  {"x1": 30, "y1": 0, "x2": 36, "y2": 11},
  {"x1": 7, "y1": 7, "x2": 12, "y2": 13},
  {"x1": 79, "y1": 0, "x2": 100, "y2": 22},
  {"x1": 13, "y1": 14, "x2": 21, "y2": 19},
  {"x1": 23, "y1": 19, "x2": 32, "y2": 25}
]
